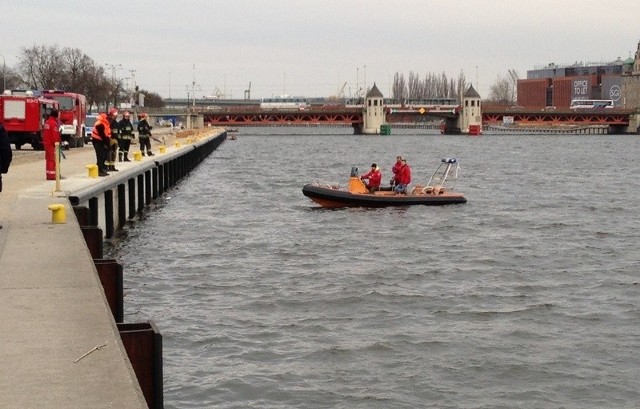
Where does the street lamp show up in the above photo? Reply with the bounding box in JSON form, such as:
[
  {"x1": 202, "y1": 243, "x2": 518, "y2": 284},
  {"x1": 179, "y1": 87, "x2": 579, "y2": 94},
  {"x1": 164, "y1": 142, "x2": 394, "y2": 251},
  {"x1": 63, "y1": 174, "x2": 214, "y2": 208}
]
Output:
[
  {"x1": 105, "y1": 63, "x2": 122, "y2": 82},
  {"x1": 105, "y1": 63, "x2": 122, "y2": 107}
]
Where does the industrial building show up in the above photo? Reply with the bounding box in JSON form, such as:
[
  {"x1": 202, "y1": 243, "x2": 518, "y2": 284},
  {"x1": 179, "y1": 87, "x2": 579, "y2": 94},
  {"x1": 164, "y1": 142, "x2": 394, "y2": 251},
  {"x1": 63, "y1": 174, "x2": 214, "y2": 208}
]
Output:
[{"x1": 517, "y1": 40, "x2": 640, "y2": 109}]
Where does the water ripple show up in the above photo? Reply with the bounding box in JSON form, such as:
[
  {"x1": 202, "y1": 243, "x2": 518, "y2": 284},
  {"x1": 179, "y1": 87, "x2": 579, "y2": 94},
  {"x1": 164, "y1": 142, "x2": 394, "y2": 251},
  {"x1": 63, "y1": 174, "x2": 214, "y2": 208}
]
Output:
[{"x1": 108, "y1": 130, "x2": 640, "y2": 408}]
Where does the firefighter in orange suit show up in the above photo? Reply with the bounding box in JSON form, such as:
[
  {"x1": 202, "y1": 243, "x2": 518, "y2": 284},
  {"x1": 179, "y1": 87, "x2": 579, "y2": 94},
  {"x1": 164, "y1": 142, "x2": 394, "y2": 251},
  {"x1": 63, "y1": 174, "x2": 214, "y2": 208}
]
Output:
[{"x1": 43, "y1": 109, "x2": 61, "y2": 180}]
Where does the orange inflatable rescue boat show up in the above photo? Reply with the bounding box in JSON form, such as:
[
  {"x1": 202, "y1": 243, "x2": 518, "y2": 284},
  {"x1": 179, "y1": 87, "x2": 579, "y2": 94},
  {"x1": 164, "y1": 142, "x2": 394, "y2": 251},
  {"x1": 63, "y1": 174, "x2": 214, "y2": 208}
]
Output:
[{"x1": 302, "y1": 158, "x2": 467, "y2": 208}]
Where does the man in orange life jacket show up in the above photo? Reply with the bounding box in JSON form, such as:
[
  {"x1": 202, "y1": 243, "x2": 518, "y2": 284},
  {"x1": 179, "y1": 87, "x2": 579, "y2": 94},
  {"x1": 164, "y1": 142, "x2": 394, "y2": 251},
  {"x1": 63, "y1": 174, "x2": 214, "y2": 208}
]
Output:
[
  {"x1": 91, "y1": 110, "x2": 117, "y2": 177},
  {"x1": 43, "y1": 109, "x2": 61, "y2": 180}
]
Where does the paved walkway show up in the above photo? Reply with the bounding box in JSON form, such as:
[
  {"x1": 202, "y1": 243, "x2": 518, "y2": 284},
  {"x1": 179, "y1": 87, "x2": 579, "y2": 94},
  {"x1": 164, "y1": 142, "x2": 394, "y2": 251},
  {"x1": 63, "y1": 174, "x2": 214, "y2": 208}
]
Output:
[{"x1": 0, "y1": 129, "x2": 202, "y2": 408}]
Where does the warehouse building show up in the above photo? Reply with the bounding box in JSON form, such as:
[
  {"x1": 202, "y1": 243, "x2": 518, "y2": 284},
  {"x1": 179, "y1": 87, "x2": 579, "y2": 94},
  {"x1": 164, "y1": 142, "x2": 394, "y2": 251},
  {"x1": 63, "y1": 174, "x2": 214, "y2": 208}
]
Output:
[{"x1": 517, "y1": 40, "x2": 640, "y2": 109}]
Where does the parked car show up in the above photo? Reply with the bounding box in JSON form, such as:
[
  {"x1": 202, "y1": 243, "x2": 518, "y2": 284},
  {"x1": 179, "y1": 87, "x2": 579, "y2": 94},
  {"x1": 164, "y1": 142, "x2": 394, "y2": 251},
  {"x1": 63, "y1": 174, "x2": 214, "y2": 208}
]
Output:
[{"x1": 84, "y1": 114, "x2": 97, "y2": 143}]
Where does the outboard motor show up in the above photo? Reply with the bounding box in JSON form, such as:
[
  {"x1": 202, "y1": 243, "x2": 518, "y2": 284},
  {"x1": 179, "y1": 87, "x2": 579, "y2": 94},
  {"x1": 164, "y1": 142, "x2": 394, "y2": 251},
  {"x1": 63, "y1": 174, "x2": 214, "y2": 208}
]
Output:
[{"x1": 350, "y1": 166, "x2": 359, "y2": 177}]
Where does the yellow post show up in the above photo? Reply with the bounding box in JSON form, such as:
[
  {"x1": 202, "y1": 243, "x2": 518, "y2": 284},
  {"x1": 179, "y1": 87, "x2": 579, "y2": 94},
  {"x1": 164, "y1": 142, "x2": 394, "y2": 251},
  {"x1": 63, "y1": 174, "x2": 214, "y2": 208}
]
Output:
[
  {"x1": 133, "y1": 151, "x2": 142, "y2": 161},
  {"x1": 48, "y1": 204, "x2": 67, "y2": 224},
  {"x1": 186, "y1": 137, "x2": 192, "y2": 144},
  {"x1": 175, "y1": 141, "x2": 181, "y2": 148},
  {"x1": 86, "y1": 164, "x2": 98, "y2": 178},
  {"x1": 159, "y1": 145, "x2": 166, "y2": 154}
]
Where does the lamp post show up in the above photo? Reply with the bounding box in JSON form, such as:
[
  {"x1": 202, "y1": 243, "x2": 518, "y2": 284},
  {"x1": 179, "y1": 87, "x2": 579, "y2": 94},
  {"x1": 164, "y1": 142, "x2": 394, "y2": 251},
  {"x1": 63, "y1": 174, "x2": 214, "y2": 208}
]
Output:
[{"x1": 105, "y1": 63, "x2": 122, "y2": 108}]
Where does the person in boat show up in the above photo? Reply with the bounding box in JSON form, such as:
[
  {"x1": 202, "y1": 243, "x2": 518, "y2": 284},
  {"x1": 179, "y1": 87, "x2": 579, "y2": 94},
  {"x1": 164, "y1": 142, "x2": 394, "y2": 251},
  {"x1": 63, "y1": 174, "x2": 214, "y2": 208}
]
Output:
[
  {"x1": 360, "y1": 163, "x2": 382, "y2": 192},
  {"x1": 394, "y1": 158, "x2": 411, "y2": 194},
  {"x1": 391, "y1": 155, "x2": 403, "y2": 187}
]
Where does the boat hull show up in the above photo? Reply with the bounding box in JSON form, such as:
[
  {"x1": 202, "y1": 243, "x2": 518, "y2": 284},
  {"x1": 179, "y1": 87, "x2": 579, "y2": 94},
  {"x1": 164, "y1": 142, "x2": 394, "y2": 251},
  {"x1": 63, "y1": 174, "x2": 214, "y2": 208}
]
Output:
[{"x1": 302, "y1": 184, "x2": 467, "y2": 208}]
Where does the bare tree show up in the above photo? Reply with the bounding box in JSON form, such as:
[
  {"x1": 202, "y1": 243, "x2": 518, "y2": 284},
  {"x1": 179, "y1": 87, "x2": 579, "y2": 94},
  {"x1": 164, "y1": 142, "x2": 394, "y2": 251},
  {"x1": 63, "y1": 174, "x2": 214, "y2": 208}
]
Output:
[
  {"x1": 18, "y1": 44, "x2": 66, "y2": 89},
  {"x1": 15, "y1": 43, "x2": 129, "y2": 110},
  {"x1": 488, "y1": 72, "x2": 517, "y2": 104},
  {"x1": 391, "y1": 70, "x2": 468, "y2": 102},
  {"x1": 59, "y1": 47, "x2": 95, "y2": 91},
  {"x1": 392, "y1": 72, "x2": 407, "y2": 101},
  {"x1": 456, "y1": 71, "x2": 467, "y2": 102},
  {"x1": 423, "y1": 73, "x2": 437, "y2": 98},
  {"x1": 407, "y1": 71, "x2": 423, "y2": 100},
  {"x1": 1, "y1": 65, "x2": 26, "y2": 90},
  {"x1": 84, "y1": 66, "x2": 113, "y2": 111}
]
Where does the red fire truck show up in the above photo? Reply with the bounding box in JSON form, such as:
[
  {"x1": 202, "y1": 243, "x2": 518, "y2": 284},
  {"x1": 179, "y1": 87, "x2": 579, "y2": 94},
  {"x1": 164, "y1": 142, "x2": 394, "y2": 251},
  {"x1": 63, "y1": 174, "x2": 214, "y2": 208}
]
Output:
[
  {"x1": 42, "y1": 90, "x2": 87, "y2": 148},
  {"x1": 0, "y1": 91, "x2": 59, "y2": 150}
]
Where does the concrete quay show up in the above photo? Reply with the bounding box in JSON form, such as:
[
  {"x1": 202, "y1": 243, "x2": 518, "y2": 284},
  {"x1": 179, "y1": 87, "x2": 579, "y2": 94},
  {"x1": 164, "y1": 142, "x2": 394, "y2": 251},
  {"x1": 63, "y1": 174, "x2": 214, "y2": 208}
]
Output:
[{"x1": 0, "y1": 129, "x2": 226, "y2": 408}]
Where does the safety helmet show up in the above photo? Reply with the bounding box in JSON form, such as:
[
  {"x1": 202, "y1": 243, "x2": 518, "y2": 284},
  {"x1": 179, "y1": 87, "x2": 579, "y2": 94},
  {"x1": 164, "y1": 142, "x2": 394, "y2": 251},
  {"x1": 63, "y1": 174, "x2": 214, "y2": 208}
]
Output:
[
  {"x1": 108, "y1": 108, "x2": 118, "y2": 117},
  {"x1": 123, "y1": 111, "x2": 130, "y2": 117}
]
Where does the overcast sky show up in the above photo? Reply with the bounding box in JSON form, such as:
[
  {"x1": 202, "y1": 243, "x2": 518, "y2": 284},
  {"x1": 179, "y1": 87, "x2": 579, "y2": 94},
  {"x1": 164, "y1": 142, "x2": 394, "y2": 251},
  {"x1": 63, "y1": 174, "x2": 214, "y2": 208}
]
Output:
[{"x1": 2, "y1": 0, "x2": 639, "y2": 100}]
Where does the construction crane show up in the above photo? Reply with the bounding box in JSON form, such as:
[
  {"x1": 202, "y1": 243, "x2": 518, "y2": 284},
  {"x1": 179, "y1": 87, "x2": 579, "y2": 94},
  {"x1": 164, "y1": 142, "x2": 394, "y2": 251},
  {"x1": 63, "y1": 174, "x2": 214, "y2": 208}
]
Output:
[
  {"x1": 338, "y1": 81, "x2": 347, "y2": 98},
  {"x1": 508, "y1": 69, "x2": 519, "y2": 103},
  {"x1": 204, "y1": 87, "x2": 226, "y2": 99},
  {"x1": 244, "y1": 81, "x2": 251, "y2": 100},
  {"x1": 328, "y1": 82, "x2": 347, "y2": 101}
]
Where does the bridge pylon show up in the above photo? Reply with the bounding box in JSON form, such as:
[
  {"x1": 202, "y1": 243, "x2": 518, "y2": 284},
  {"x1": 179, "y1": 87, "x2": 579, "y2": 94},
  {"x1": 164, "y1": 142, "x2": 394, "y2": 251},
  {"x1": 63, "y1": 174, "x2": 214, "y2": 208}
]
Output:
[
  {"x1": 456, "y1": 84, "x2": 482, "y2": 135},
  {"x1": 363, "y1": 83, "x2": 385, "y2": 134}
]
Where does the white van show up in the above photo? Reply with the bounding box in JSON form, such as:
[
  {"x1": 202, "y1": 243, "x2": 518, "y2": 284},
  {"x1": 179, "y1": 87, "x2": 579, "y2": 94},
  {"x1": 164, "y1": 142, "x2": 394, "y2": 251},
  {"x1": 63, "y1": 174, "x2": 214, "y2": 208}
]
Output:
[{"x1": 84, "y1": 114, "x2": 98, "y2": 143}]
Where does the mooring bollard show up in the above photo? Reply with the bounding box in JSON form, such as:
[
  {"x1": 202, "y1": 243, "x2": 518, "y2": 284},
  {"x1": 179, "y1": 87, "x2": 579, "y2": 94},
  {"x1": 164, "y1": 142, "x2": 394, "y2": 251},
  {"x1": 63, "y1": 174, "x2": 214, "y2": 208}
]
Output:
[
  {"x1": 159, "y1": 145, "x2": 166, "y2": 154},
  {"x1": 186, "y1": 138, "x2": 192, "y2": 144},
  {"x1": 175, "y1": 141, "x2": 181, "y2": 148},
  {"x1": 48, "y1": 204, "x2": 67, "y2": 224},
  {"x1": 86, "y1": 164, "x2": 98, "y2": 178},
  {"x1": 133, "y1": 151, "x2": 142, "y2": 161}
]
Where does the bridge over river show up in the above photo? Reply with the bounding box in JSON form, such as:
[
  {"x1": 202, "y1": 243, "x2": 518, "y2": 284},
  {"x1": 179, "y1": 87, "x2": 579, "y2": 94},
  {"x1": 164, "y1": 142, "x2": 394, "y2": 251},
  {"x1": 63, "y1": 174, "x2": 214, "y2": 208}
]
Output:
[{"x1": 147, "y1": 100, "x2": 637, "y2": 134}]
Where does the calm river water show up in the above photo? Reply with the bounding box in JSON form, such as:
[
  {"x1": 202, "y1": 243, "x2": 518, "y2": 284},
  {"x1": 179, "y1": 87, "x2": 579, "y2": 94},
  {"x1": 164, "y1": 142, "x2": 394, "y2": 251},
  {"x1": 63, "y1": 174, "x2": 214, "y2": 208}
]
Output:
[{"x1": 107, "y1": 127, "x2": 640, "y2": 408}]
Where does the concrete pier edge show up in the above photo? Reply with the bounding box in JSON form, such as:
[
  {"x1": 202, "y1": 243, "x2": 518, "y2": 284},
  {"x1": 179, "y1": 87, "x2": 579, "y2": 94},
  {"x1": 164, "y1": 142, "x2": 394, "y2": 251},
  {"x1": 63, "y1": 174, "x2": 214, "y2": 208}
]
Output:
[{"x1": 0, "y1": 130, "x2": 227, "y2": 408}]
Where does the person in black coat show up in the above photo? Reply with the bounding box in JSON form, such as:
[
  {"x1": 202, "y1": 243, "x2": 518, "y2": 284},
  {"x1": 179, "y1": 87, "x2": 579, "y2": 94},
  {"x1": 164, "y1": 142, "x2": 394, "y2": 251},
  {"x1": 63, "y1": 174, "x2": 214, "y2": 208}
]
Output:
[
  {"x1": 0, "y1": 122, "x2": 13, "y2": 194},
  {"x1": 137, "y1": 113, "x2": 154, "y2": 156}
]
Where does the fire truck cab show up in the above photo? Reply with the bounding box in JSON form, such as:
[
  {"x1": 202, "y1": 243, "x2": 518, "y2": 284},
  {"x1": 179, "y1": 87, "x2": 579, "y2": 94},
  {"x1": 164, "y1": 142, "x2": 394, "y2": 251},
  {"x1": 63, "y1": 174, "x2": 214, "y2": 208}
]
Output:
[
  {"x1": 0, "y1": 90, "x2": 59, "y2": 150},
  {"x1": 42, "y1": 90, "x2": 87, "y2": 148}
]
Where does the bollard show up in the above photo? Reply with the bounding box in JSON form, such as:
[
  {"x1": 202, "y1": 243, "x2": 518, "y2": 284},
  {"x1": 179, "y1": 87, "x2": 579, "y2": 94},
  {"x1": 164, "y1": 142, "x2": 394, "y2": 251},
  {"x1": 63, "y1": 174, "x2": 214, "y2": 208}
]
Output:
[
  {"x1": 159, "y1": 145, "x2": 166, "y2": 154},
  {"x1": 175, "y1": 141, "x2": 181, "y2": 148},
  {"x1": 48, "y1": 204, "x2": 67, "y2": 224},
  {"x1": 186, "y1": 138, "x2": 192, "y2": 144},
  {"x1": 86, "y1": 164, "x2": 98, "y2": 178},
  {"x1": 133, "y1": 151, "x2": 142, "y2": 161}
]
